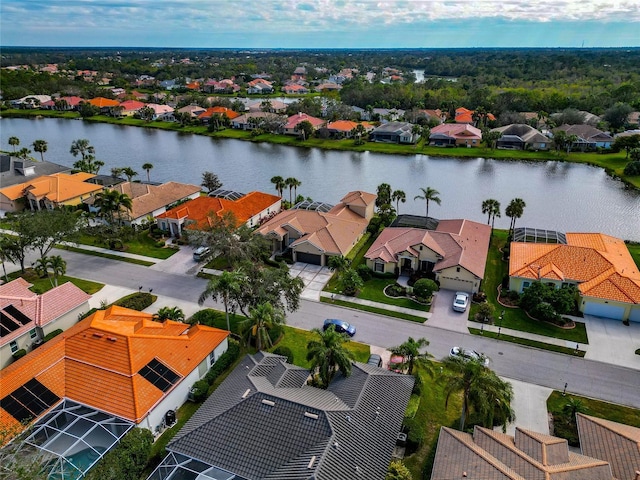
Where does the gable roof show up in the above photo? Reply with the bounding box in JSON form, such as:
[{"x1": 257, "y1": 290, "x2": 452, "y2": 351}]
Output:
[
  {"x1": 554, "y1": 124, "x2": 614, "y2": 142},
  {"x1": 492, "y1": 124, "x2": 549, "y2": 144},
  {"x1": 326, "y1": 120, "x2": 374, "y2": 132},
  {"x1": 118, "y1": 99, "x2": 145, "y2": 111},
  {"x1": 166, "y1": 353, "x2": 414, "y2": 480},
  {"x1": 365, "y1": 219, "x2": 491, "y2": 278},
  {"x1": 431, "y1": 426, "x2": 612, "y2": 480},
  {"x1": 157, "y1": 191, "x2": 281, "y2": 229},
  {"x1": 197, "y1": 106, "x2": 240, "y2": 120},
  {"x1": 0, "y1": 278, "x2": 91, "y2": 347},
  {"x1": 430, "y1": 123, "x2": 482, "y2": 139},
  {"x1": 285, "y1": 112, "x2": 325, "y2": 129},
  {"x1": 0, "y1": 306, "x2": 229, "y2": 433},
  {"x1": 576, "y1": 413, "x2": 640, "y2": 480},
  {"x1": 509, "y1": 233, "x2": 640, "y2": 304},
  {"x1": 0, "y1": 172, "x2": 102, "y2": 202}
]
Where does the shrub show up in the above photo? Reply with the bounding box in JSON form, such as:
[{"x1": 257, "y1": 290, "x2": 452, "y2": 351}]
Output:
[
  {"x1": 475, "y1": 302, "x2": 495, "y2": 323},
  {"x1": 12, "y1": 349, "x2": 27, "y2": 360},
  {"x1": 413, "y1": 278, "x2": 438, "y2": 299},
  {"x1": 43, "y1": 329, "x2": 63, "y2": 342},
  {"x1": 269, "y1": 324, "x2": 284, "y2": 344},
  {"x1": 356, "y1": 264, "x2": 372, "y2": 281},
  {"x1": 190, "y1": 380, "x2": 209, "y2": 403},
  {"x1": 155, "y1": 240, "x2": 166, "y2": 248},
  {"x1": 507, "y1": 290, "x2": 521, "y2": 302},
  {"x1": 114, "y1": 292, "x2": 155, "y2": 311},
  {"x1": 188, "y1": 308, "x2": 221, "y2": 327},
  {"x1": 549, "y1": 286, "x2": 578, "y2": 314},
  {"x1": 623, "y1": 160, "x2": 640, "y2": 175},
  {"x1": 501, "y1": 274, "x2": 510, "y2": 289},
  {"x1": 79, "y1": 307, "x2": 99, "y2": 321},
  {"x1": 85, "y1": 428, "x2": 153, "y2": 480},
  {"x1": 203, "y1": 339, "x2": 241, "y2": 386},
  {"x1": 387, "y1": 284, "x2": 406, "y2": 297},
  {"x1": 272, "y1": 346, "x2": 294, "y2": 364},
  {"x1": 531, "y1": 301, "x2": 559, "y2": 323}
]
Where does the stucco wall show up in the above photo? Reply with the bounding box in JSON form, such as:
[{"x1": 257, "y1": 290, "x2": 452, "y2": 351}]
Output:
[{"x1": 437, "y1": 266, "x2": 480, "y2": 293}]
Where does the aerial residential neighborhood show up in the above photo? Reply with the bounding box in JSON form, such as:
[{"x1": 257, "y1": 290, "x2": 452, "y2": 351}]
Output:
[{"x1": 1, "y1": 43, "x2": 640, "y2": 480}]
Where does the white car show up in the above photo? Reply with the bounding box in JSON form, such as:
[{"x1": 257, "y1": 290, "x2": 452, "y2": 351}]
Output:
[
  {"x1": 449, "y1": 346, "x2": 490, "y2": 367},
  {"x1": 452, "y1": 292, "x2": 469, "y2": 312}
]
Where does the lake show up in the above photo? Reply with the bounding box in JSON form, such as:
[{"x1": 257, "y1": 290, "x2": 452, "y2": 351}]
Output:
[{"x1": 2, "y1": 117, "x2": 639, "y2": 240}]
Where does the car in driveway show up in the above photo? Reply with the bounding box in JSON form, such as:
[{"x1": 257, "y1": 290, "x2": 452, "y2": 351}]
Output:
[
  {"x1": 452, "y1": 292, "x2": 469, "y2": 312},
  {"x1": 193, "y1": 246, "x2": 211, "y2": 261},
  {"x1": 367, "y1": 354, "x2": 382, "y2": 367},
  {"x1": 323, "y1": 318, "x2": 356, "y2": 337},
  {"x1": 449, "y1": 346, "x2": 490, "y2": 367}
]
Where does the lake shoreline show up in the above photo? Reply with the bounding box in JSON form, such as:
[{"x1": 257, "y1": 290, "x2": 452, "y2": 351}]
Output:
[{"x1": 2, "y1": 108, "x2": 638, "y2": 191}]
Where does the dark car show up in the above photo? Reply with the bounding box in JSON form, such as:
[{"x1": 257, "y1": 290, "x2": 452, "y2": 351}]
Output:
[
  {"x1": 323, "y1": 318, "x2": 356, "y2": 337},
  {"x1": 367, "y1": 354, "x2": 382, "y2": 367}
]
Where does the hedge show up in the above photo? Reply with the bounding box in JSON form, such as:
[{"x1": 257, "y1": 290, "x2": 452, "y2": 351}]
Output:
[
  {"x1": 114, "y1": 292, "x2": 156, "y2": 311},
  {"x1": 12, "y1": 349, "x2": 27, "y2": 360},
  {"x1": 203, "y1": 339, "x2": 241, "y2": 386},
  {"x1": 43, "y1": 329, "x2": 63, "y2": 342}
]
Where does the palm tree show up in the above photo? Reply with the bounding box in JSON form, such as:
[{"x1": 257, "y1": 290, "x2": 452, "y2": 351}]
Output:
[
  {"x1": 505, "y1": 198, "x2": 526, "y2": 235},
  {"x1": 34, "y1": 256, "x2": 50, "y2": 279},
  {"x1": 16, "y1": 147, "x2": 31, "y2": 160},
  {"x1": 46, "y1": 255, "x2": 66, "y2": 287},
  {"x1": 121, "y1": 167, "x2": 138, "y2": 182},
  {"x1": 111, "y1": 167, "x2": 123, "y2": 178},
  {"x1": 285, "y1": 177, "x2": 301, "y2": 206},
  {"x1": 441, "y1": 354, "x2": 514, "y2": 431},
  {"x1": 388, "y1": 337, "x2": 434, "y2": 375},
  {"x1": 481, "y1": 199, "x2": 501, "y2": 230},
  {"x1": 327, "y1": 255, "x2": 350, "y2": 273},
  {"x1": 154, "y1": 306, "x2": 185, "y2": 322},
  {"x1": 32, "y1": 140, "x2": 48, "y2": 161},
  {"x1": 306, "y1": 325, "x2": 355, "y2": 388},
  {"x1": 70, "y1": 139, "x2": 95, "y2": 160},
  {"x1": 411, "y1": 124, "x2": 422, "y2": 146},
  {"x1": 392, "y1": 190, "x2": 406, "y2": 214},
  {"x1": 198, "y1": 270, "x2": 245, "y2": 332},
  {"x1": 241, "y1": 302, "x2": 285, "y2": 351},
  {"x1": 93, "y1": 189, "x2": 133, "y2": 224},
  {"x1": 414, "y1": 187, "x2": 441, "y2": 219},
  {"x1": 8, "y1": 136, "x2": 20, "y2": 152},
  {"x1": 270, "y1": 175, "x2": 286, "y2": 198},
  {"x1": 0, "y1": 237, "x2": 18, "y2": 283},
  {"x1": 142, "y1": 163, "x2": 154, "y2": 182}
]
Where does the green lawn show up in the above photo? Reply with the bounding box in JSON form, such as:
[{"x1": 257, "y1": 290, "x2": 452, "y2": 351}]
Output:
[
  {"x1": 7, "y1": 271, "x2": 104, "y2": 294},
  {"x1": 469, "y1": 328, "x2": 586, "y2": 356},
  {"x1": 271, "y1": 325, "x2": 370, "y2": 369},
  {"x1": 547, "y1": 390, "x2": 640, "y2": 428},
  {"x1": 58, "y1": 245, "x2": 155, "y2": 266},
  {"x1": 481, "y1": 230, "x2": 589, "y2": 344},
  {"x1": 321, "y1": 297, "x2": 427, "y2": 323},
  {"x1": 628, "y1": 242, "x2": 640, "y2": 269},
  {"x1": 76, "y1": 231, "x2": 177, "y2": 259}
]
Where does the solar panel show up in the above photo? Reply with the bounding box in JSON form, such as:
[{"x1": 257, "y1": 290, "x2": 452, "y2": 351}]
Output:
[
  {"x1": 0, "y1": 311, "x2": 21, "y2": 334},
  {"x1": 0, "y1": 379, "x2": 60, "y2": 423},
  {"x1": 4, "y1": 305, "x2": 33, "y2": 325},
  {"x1": 138, "y1": 359, "x2": 180, "y2": 393}
]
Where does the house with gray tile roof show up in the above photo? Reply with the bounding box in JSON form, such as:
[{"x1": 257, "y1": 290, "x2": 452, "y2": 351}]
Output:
[
  {"x1": 491, "y1": 124, "x2": 551, "y2": 150},
  {"x1": 553, "y1": 124, "x2": 614, "y2": 149},
  {"x1": 0, "y1": 154, "x2": 70, "y2": 189},
  {"x1": 369, "y1": 121, "x2": 417, "y2": 144},
  {"x1": 149, "y1": 352, "x2": 414, "y2": 480}
]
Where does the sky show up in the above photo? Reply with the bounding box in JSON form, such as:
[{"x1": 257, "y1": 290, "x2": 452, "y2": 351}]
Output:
[{"x1": 1, "y1": 0, "x2": 639, "y2": 49}]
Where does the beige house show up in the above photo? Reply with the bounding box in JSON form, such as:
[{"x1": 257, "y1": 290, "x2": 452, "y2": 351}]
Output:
[
  {"x1": 364, "y1": 219, "x2": 491, "y2": 293},
  {"x1": 0, "y1": 278, "x2": 91, "y2": 369},
  {"x1": 255, "y1": 191, "x2": 376, "y2": 266},
  {"x1": 509, "y1": 233, "x2": 640, "y2": 322}
]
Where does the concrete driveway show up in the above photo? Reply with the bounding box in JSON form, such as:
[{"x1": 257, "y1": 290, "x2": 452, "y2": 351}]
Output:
[
  {"x1": 288, "y1": 262, "x2": 333, "y2": 301},
  {"x1": 581, "y1": 315, "x2": 640, "y2": 367},
  {"x1": 428, "y1": 289, "x2": 469, "y2": 333},
  {"x1": 149, "y1": 245, "x2": 201, "y2": 275}
]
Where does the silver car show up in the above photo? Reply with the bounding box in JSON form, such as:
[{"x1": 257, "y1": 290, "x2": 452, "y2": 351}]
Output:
[
  {"x1": 449, "y1": 346, "x2": 490, "y2": 367},
  {"x1": 452, "y1": 292, "x2": 469, "y2": 312}
]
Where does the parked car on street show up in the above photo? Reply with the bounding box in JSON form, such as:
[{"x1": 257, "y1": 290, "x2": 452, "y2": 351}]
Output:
[
  {"x1": 449, "y1": 346, "x2": 490, "y2": 366},
  {"x1": 452, "y1": 292, "x2": 469, "y2": 312},
  {"x1": 323, "y1": 318, "x2": 356, "y2": 337}
]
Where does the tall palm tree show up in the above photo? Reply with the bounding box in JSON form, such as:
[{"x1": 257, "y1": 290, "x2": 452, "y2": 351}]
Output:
[
  {"x1": 388, "y1": 337, "x2": 434, "y2": 375},
  {"x1": 46, "y1": 255, "x2": 66, "y2": 287},
  {"x1": 70, "y1": 138, "x2": 95, "y2": 160},
  {"x1": 414, "y1": 187, "x2": 441, "y2": 219},
  {"x1": 285, "y1": 177, "x2": 299, "y2": 206},
  {"x1": 8, "y1": 136, "x2": 20, "y2": 152},
  {"x1": 441, "y1": 354, "x2": 514, "y2": 432},
  {"x1": 481, "y1": 199, "x2": 501, "y2": 230},
  {"x1": 198, "y1": 270, "x2": 245, "y2": 332},
  {"x1": 142, "y1": 163, "x2": 154, "y2": 182},
  {"x1": 306, "y1": 325, "x2": 355, "y2": 388},
  {"x1": 505, "y1": 198, "x2": 526, "y2": 235},
  {"x1": 93, "y1": 189, "x2": 133, "y2": 224},
  {"x1": 121, "y1": 167, "x2": 138, "y2": 182},
  {"x1": 270, "y1": 176, "x2": 286, "y2": 198},
  {"x1": 32, "y1": 139, "x2": 48, "y2": 161},
  {"x1": 392, "y1": 190, "x2": 406, "y2": 214},
  {"x1": 241, "y1": 302, "x2": 285, "y2": 351}
]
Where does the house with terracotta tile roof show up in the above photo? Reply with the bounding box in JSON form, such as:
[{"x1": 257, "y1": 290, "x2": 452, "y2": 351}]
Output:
[
  {"x1": 87, "y1": 96, "x2": 120, "y2": 113},
  {"x1": 454, "y1": 107, "x2": 497, "y2": 125},
  {"x1": 365, "y1": 219, "x2": 491, "y2": 293},
  {"x1": 429, "y1": 123, "x2": 483, "y2": 147},
  {"x1": 326, "y1": 120, "x2": 375, "y2": 138},
  {"x1": 157, "y1": 191, "x2": 282, "y2": 237},
  {"x1": 86, "y1": 181, "x2": 201, "y2": 226},
  {"x1": 0, "y1": 278, "x2": 91, "y2": 369},
  {"x1": 196, "y1": 106, "x2": 240, "y2": 123},
  {"x1": 41, "y1": 96, "x2": 85, "y2": 110},
  {"x1": 431, "y1": 425, "x2": 613, "y2": 479},
  {"x1": 576, "y1": 413, "x2": 640, "y2": 480},
  {"x1": 509, "y1": 233, "x2": 640, "y2": 322},
  {"x1": 282, "y1": 84, "x2": 309, "y2": 94},
  {"x1": 247, "y1": 99, "x2": 287, "y2": 113},
  {"x1": 0, "y1": 172, "x2": 103, "y2": 213},
  {"x1": 284, "y1": 112, "x2": 326, "y2": 135},
  {"x1": 116, "y1": 99, "x2": 146, "y2": 117},
  {"x1": 177, "y1": 104, "x2": 206, "y2": 118},
  {"x1": 0, "y1": 306, "x2": 228, "y2": 478},
  {"x1": 315, "y1": 82, "x2": 342, "y2": 92},
  {"x1": 255, "y1": 191, "x2": 376, "y2": 266},
  {"x1": 247, "y1": 79, "x2": 274, "y2": 94}
]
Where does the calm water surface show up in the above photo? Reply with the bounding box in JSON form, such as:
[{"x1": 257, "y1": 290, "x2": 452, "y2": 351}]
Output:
[{"x1": 2, "y1": 117, "x2": 639, "y2": 240}]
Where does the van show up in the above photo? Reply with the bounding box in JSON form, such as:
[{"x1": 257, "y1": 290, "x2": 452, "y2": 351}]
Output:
[{"x1": 193, "y1": 246, "x2": 211, "y2": 262}]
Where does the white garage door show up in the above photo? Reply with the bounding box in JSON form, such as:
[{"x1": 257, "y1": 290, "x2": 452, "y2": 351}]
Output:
[
  {"x1": 583, "y1": 302, "x2": 625, "y2": 320},
  {"x1": 629, "y1": 307, "x2": 640, "y2": 323},
  {"x1": 438, "y1": 276, "x2": 475, "y2": 293}
]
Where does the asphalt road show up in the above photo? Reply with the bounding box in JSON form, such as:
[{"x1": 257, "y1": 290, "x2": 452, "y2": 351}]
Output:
[{"x1": 45, "y1": 248, "x2": 640, "y2": 409}]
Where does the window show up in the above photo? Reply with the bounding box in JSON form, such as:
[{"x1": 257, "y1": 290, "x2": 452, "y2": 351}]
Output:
[
  {"x1": 209, "y1": 351, "x2": 216, "y2": 365},
  {"x1": 29, "y1": 329, "x2": 37, "y2": 340},
  {"x1": 522, "y1": 281, "x2": 531, "y2": 291},
  {"x1": 10, "y1": 341, "x2": 18, "y2": 353},
  {"x1": 456, "y1": 267, "x2": 461, "y2": 273},
  {"x1": 374, "y1": 262, "x2": 384, "y2": 273}
]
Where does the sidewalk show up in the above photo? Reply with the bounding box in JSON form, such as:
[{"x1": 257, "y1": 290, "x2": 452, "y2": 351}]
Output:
[
  {"x1": 58, "y1": 241, "x2": 160, "y2": 264},
  {"x1": 466, "y1": 320, "x2": 583, "y2": 350},
  {"x1": 319, "y1": 291, "x2": 431, "y2": 320}
]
